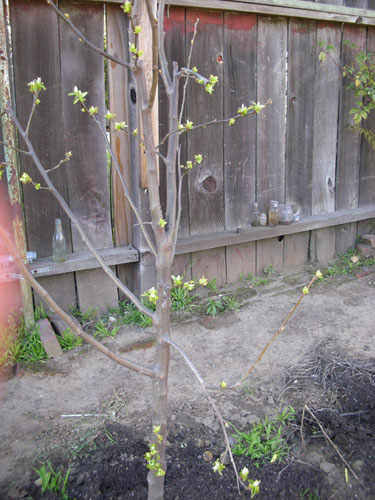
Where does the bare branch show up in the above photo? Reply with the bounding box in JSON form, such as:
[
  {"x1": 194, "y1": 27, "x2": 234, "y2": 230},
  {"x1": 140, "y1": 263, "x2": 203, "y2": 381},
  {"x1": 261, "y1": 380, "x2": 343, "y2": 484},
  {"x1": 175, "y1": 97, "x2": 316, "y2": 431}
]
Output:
[
  {"x1": 158, "y1": 99, "x2": 273, "y2": 149},
  {"x1": 157, "y1": 0, "x2": 172, "y2": 93},
  {"x1": 84, "y1": 106, "x2": 158, "y2": 257},
  {"x1": 179, "y1": 19, "x2": 200, "y2": 124},
  {"x1": 209, "y1": 273, "x2": 320, "y2": 390},
  {"x1": 8, "y1": 106, "x2": 154, "y2": 319},
  {"x1": 166, "y1": 337, "x2": 242, "y2": 495},
  {"x1": 0, "y1": 140, "x2": 30, "y2": 156},
  {"x1": 0, "y1": 224, "x2": 154, "y2": 378},
  {"x1": 46, "y1": 0, "x2": 130, "y2": 69},
  {"x1": 25, "y1": 94, "x2": 39, "y2": 136},
  {"x1": 145, "y1": 0, "x2": 159, "y2": 109}
]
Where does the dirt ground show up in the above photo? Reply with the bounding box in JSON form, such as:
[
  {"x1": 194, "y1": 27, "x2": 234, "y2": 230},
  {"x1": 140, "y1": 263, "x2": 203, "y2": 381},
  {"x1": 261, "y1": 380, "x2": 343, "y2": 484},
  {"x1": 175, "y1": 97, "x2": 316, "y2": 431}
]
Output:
[{"x1": 1, "y1": 266, "x2": 375, "y2": 499}]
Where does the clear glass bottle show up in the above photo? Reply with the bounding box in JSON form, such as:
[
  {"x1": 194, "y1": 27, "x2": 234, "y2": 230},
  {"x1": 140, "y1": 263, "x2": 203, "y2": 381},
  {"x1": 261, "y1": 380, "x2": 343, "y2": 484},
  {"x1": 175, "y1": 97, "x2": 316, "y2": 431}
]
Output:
[
  {"x1": 250, "y1": 202, "x2": 260, "y2": 227},
  {"x1": 52, "y1": 218, "x2": 67, "y2": 263},
  {"x1": 268, "y1": 200, "x2": 279, "y2": 227},
  {"x1": 259, "y1": 213, "x2": 267, "y2": 226},
  {"x1": 278, "y1": 203, "x2": 294, "y2": 225}
]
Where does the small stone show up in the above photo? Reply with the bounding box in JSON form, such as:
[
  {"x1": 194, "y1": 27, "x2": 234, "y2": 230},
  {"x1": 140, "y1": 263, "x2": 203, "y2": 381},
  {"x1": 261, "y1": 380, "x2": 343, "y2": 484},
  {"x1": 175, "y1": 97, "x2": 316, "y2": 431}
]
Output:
[
  {"x1": 352, "y1": 460, "x2": 364, "y2": 470},
  {"x1": 196, "y1": 439, "x2": 205, "y2": 448},
  {"x1": 220, "y1": 451, "x2": 230, "y2": 466},
  {"x1": 34, "y1": 478, "x2": 42, "y2": 487},
  {"x1": 8, "y1": 485, "x2": 28, "y2": 499},
  {"x1": 267, "y1": 396, "x2": 275, "y2": 405},
  {"x1": 202, "y1": 450, "x2": 213, "y2": 462},
  {"x1": 320, "y1": 461, "x2": 336, "y2": 474}
]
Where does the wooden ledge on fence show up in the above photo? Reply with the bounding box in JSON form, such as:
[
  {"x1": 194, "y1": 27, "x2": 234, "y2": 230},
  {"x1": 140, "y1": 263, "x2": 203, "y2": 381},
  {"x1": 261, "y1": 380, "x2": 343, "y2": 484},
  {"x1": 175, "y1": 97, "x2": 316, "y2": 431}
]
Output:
[
  {"x1": 175, "y1": 206, "x2": 375, "y2": 255},
  {"x1": 26, "y1": 245, "x2": 139, "y2": 278}
]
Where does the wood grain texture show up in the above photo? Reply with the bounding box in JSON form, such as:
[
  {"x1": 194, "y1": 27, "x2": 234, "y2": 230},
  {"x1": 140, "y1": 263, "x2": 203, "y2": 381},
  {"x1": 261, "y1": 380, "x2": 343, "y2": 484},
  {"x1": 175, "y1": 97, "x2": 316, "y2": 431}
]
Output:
[
  {"x1": 162, "y1": 7, "x2": 191, "y2": 279},
  {"x1": 256, "y1": 16, "x2": 287, "y2": 274},
  {"x1": 335, "y1": 25, "x2": 366, "y2": 254},
  {"x1": 107, "y1": 5, "x2": 134, "y2": 293},
  {"x1": 359, "y1": 27, "x2": 375, "y2": 207},
  {"x1": 312, "y1": 21, "x2": 341, "y2": 264},
  {"x1": 285, "y1": 18, "x2": 316, "y2": 267},
  {"x1": 186, "y1": 9, "x2": 226, "y2": 281},
  {"x1": 191, "y1": 248, "x2": 226, "y2": 285},
  {"x1": 226, "y1": 242, "x2": 256, "y2": 282},
  {"x1": 59, "y1": 1, "x2": 118, "y2": 310},
  {"x1": 10, "y1": 0, "x2": 76, "y2": 308}
]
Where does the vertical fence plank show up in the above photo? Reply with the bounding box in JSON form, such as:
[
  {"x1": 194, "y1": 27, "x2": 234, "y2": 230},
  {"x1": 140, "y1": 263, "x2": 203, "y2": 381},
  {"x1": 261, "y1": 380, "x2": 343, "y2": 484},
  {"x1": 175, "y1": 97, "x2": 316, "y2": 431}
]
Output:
[
  {"x1": 59, "y1": 1, "x2": 118, "y2": 312},
  {"x1": 256, "y1": 16, "x2": 287, "y2": 274},
  {"x1": 358, "y1": 26, "x2": 375, "y2": 237},
  {"x1": 312, "y1": 22, "x2": 341, "y2": 265},
  {"x1": 285, "y1": 19, "x2": 316, "y2": 269},
  {"x1": 223, "y1": 12, "x2": 257, "y2": 282},
  {"x1": 162, "y1": 7, "x2": 191, "y2": 280},
  {"x1": 107, "y1": 5, "x2": 134, "y2": 294},
  {"x1": 10, "y1": 0, "x2": 76, "y2": 311},
  {"x1": 336, "y1": 25, "x2": 366, "y2": 254},
  {"x1": 187, "y1": 9, "x2": 226, "y2": 284}
]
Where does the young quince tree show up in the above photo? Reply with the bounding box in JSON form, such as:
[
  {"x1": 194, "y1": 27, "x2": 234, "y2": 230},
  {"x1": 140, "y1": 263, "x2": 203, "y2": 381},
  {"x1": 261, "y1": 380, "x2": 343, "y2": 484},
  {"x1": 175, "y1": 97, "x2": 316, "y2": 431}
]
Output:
[{"x1": 1, "y1": 1, "x2": 270, "y2": 498}]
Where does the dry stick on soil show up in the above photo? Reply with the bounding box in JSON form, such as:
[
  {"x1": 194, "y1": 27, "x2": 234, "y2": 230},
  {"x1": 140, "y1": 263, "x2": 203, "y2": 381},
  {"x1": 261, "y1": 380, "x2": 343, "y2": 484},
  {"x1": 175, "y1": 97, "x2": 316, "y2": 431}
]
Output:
[
  {"x1": 209, "y1": 273, "x2": 322, "y2": 390},
  {"x1": 302, "y1": 404, "x2": 360, "y2": 482},
  {"x1": 0, "y1": 224, "x2": 154, "y2": 378},
  {"x1": 166, "y1": 337, "x2": 245, "y2": 495}
]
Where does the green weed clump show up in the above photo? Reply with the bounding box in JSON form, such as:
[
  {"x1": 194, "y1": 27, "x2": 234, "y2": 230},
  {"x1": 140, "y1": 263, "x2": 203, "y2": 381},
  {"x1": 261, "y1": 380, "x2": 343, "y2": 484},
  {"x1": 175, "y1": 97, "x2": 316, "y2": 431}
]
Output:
[
  {"x1": 231, "y1": 406, "x2": 295, "y2": 466},
  {"x1": 34, "y1": 461, "x2": 73, "y2": 499},
  {"x1": 325, "y1": 249, "x2": 375, "y2": 277}
]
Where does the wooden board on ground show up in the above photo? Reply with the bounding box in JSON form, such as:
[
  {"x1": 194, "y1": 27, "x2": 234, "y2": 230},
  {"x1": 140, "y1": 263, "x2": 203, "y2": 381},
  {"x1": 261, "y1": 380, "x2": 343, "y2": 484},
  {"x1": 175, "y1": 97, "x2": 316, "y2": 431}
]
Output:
[
  {"x1": 59, "y1": 2, "x2": 118, "y2": 311},
  {"x1": 223, "y1": 12, "x2": 257, "y2": 282},
  {"x1": 107, "y1": 5, "x2": 134, "y2": 293},
  {"x1": 311, "y1": 21, "x2": 341, "y2": 264},
  {"x1": 186, "y1": 9, "x2": 225, "y2": 281},
  {"x1": 10, "y1": 0, "x2": 76, "y2": 310},
  {"x1": 256, "y1": 16, "x2": 287, "y2": 273},
  {"x1": 285, "y1": 18, "x2": 317, "y2": 268}
]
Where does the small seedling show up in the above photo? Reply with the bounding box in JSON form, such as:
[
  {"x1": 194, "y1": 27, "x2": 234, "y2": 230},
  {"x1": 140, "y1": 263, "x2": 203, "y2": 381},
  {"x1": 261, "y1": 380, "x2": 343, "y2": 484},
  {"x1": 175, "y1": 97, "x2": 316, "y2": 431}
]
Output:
[
  {"x1": 69, "y1": 306, "x2": 97, "y2": 324},
  {"x1": 57, "y1": 329, "x2": 82, "y2": 351},
  {"x1": 171, "y1": 285, "x2": 193, "y2": 311},
  {"x1": 34, "y1": 461, "x2": 72, "y2": 499},
  {"x1": 94, "y1": 318, "x2": 120, "y2": 339},
  {"x1": 230, "y1": 408, "x2": 295, "y2": 466},
  {"x1": 205, "y1": 298, "x2": 223, "y2": 317},
  {"x1": 206, "y1": 278, "x2": 217, "y2": 292},
  {"x1": 263, "y1": 265, "x2": 274, "y2": 278}
]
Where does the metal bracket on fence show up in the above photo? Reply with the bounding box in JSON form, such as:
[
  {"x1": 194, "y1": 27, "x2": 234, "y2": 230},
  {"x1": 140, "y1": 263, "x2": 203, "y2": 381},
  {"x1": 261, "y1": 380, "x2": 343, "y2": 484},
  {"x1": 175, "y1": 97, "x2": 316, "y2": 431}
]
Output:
[{"x1": 0, "y1": 267, "x2": 52, "y2": 282}]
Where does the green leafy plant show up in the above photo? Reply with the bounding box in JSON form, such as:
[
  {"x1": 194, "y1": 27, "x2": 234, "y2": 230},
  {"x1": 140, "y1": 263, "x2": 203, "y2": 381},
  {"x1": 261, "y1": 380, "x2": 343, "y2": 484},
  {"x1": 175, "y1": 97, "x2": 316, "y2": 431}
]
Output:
[
  {"x1": 325, "y1": 249, "x2": 374, "y2": 276},
  {"x1": 205, "y1": 298, "x2": 223, "y2": 317},
  {"x1": 230, "y1": 408, "x2": 295, "y2": 466},
  {"x1": 171, "y1": 285, "x2": 193, "y2": 311},
  {"x1": 206, "y1": 278, "x2": 217, "y2": 292},
  {"x1": 94, "y1": 318, "x2": 120, "y2": 339},
  {"x1": 34, "y1": 461, "x2": 72, "y2": 499},
  {"x1": 14, "y1": 323, "x2": 47, "y2": 363},
  {"x1": 57, "y1": 329, "x2": 83, "y2": 351},
  {"x1": 69, "y1": 306, "x2": 97, "y2": 324}
]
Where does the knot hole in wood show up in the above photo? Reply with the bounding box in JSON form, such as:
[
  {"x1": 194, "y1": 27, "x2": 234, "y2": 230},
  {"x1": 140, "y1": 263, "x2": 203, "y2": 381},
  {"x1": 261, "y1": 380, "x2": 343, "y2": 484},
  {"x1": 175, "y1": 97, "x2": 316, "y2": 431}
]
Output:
[{"x1": 202, "y1": 176, "x2": 217, "y2": 193}]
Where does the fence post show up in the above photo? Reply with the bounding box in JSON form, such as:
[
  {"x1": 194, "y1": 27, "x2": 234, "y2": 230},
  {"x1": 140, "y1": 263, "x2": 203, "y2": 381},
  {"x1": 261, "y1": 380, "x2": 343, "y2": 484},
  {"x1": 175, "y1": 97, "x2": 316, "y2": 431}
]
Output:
[{"x1": 0, "y1": 0, "x2": 34, "y2": 326}]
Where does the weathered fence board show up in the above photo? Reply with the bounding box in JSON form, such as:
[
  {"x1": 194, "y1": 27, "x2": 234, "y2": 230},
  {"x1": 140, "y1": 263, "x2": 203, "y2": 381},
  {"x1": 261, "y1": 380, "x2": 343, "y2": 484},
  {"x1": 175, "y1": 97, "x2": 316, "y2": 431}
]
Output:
[
  {"x1": 10, "y1": 0, "x2": 77, "y2": 310},
  {"x1": 256, "y1": 16, "x2": 287, "y2": 273},
  {"x1": 285, "y1": 18, "x2": 316, "y2": 267},
  {"x1": 335, "y1": 24, "x2": 366, "y2": 254},
  {"x1": 107, "y1": 5, "x2": 134, "y2": 293},
  {"x1": 312, "y1": 21, "x2": 341, "y2": 264},
  {"x1": 4, "y1": 0, "x2": 375, "y2": 317},
  {"x1": 223, "y1": 12, "x2": 257, "y2": 281},
  {"x1": 163, "y1": 6, "x2": 192, "y2": 280},
  {"x1": 187, "y1": 9, "x2": 226, "y2": 284},
  {"x1": 59, "y1": 1, "x2": 118, "y2": 312}
]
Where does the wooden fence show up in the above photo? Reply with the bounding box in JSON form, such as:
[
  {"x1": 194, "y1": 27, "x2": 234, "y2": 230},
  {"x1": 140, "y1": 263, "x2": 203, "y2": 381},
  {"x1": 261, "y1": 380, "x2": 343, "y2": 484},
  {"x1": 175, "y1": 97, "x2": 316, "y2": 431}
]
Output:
[{"x1": 1, "y1": 0, "x2": 375, "y2": 314}]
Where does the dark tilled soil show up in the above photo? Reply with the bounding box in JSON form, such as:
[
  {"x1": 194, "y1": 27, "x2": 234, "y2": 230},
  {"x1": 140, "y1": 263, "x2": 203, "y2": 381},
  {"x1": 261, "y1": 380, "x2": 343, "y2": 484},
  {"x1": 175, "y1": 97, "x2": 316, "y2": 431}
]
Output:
[{"x1": 24, "y1": 369, "x2": 375, "y2": 500}]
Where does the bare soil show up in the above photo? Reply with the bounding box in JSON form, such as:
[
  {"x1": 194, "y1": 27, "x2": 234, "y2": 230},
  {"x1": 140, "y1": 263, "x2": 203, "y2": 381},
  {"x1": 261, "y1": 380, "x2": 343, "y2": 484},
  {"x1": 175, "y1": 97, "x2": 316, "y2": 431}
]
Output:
[{"x1": 1, "y1": 267, "x2": 375, "y2": 500}]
